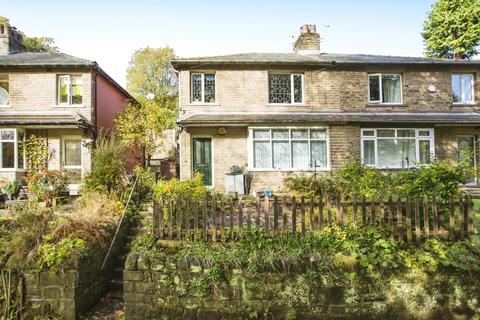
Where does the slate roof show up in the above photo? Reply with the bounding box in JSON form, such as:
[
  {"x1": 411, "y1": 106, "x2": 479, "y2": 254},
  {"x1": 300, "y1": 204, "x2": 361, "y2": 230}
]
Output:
[
  {"x1": 172, "y1": 52, "x2": 480, "y2": 67},
  {"x1": 178, "y1": 112, "x2": 480, "y2": 125},
  {"x1": 0, "y1": 111, "x2": 92, "y2": 127},
  {"x1": 0, "y1": 52, "x2": 92, "y2": 68}
]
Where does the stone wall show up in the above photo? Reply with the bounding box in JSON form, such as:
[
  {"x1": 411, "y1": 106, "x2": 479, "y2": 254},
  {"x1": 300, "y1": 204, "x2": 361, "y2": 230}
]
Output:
[
  {"x1": 0, "y1": 221, "x2": 129, "y2": 320},
  {"x1": 123, "y1": 244, "x2": 478, "y2": 320}
]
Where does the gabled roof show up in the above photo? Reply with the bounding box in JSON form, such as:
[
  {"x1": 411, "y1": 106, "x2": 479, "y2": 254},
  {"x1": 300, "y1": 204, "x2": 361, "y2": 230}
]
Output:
[
  {"x1": 172, "y1": 52, "x2": 480, "y2": 68},
  {"x1": 178, "y1": 111, "x2": 480, "y2": 126},
  {"x1": 0, "y1": 52, "x2": 92, "y2": 68}
]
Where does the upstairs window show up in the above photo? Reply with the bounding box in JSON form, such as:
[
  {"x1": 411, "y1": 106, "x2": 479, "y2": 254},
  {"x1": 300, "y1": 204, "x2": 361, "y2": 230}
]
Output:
[
  {"x1": 452, "y1": 74, "x2": 474, "y2": 104},
  {"x1": 268, "y1": 74, "x2": 304, "y2": 104},
  {"x1": 0, "y1": 74, "x2": 9, "y2": 106},
  {"x1": 191, "y1": 73, "x2": 215, "y2": 103},
  {"x1": 368, "y1": 74, "x2": 402, "y2": 104},
  {"x1": 58, "y1": 75, "x2": 83, "y2": 105}
]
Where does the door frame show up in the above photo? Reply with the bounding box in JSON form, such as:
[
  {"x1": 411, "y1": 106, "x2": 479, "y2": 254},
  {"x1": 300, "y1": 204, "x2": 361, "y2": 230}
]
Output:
[
  {"x1": 191, "y1": 136, "x2": 214, "y2": 187},
  {"x1": 457, "y1": 135, "x2": 477, "y2": 185}
]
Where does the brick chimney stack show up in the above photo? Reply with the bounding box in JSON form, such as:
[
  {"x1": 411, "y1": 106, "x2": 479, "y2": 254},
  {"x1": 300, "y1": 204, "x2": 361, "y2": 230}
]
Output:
[
  {"x1": 0, "y1": 24, "x2": 26, "y2": 55},
  {"x1": 293, "y1": 24, "x2": 320, "y2": 54}
]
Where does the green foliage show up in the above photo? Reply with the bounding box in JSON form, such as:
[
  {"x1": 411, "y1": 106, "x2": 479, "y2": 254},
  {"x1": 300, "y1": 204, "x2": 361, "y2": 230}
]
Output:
[
  {"x1": 126, "y1": 46, "x2": 178, "y2": 108},
  {"x1": 83, "y1": 133, "x2": 126, "y2": 194},
  {"x1": 25, "y1": 135, "x2": 49, "y2": 172},
  {"x1": 3, "y1": 180, "x2": 20, "y2": 196},
  {"x1": 115, "y1": 99, "x2": 177, "y2": 159},
  {"x1": 283, "y1": 174, "x2": 337, "y2": 200},
  {"x1": 36, "y1": 238, "x2": 88, "y2": 270},
  {"x1": 393, "y1": 160, "x2": 472, "y2": 202},
  {"x1": 22, "y1": 36, "x2": 58, "y2": 53},
  {"x1": 422, "y1": 0, "x2": 480, "y2": 59},
  {"x1": 153, "y1": 173, "x2": 208, "y2": 200},
  {"x1": 337, "y1": 160, "x2": 391, "y2": 199},
  {"x1": 26, "y1": 170, "x2": 69, "y2": 203}
]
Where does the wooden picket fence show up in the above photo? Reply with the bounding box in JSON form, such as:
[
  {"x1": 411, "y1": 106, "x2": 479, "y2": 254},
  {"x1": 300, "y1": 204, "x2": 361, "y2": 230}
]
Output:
[{"x1": 152, "y1": 195, "x2": 475, "y2": 242}]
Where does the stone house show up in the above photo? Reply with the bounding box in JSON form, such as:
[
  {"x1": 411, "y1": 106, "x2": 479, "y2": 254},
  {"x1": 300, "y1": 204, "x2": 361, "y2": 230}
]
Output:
[
  {"x1": 0, "y1": 24, "x2": 137, "y2": 191},
  {"x1": 173, "y1": 24, "x2": 480, "y2": 194}
]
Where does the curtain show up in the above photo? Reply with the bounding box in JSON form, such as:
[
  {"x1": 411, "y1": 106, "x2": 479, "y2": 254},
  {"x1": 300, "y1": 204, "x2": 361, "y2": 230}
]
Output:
[
  {"x1": 363, "y1": 140, "x2": 375, "y2": 165},
  {"x1": 311, "y1": 141, "x2": 327, "y2": 168},
  {"x1": 273, "y1": 141, "x2": 290, "y2": 168},
  {"x1": 378, "y1": 139, "x2": 415, "y2": 167},
  {"x1": 382, "y1": 75, "x2": 401, "y2": 103},
  {"x1": 292, "y1": 141, "x2": 309, "y2": 168},
  {"x1": 254, "y1": 141, "x2": 270, "y2": 168}
]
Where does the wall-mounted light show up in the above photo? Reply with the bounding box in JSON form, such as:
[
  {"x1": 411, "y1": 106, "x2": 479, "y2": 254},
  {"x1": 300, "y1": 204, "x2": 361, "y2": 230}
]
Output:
[{"x1": 427, "y1": 85, "x2": 436, "y2": 93}]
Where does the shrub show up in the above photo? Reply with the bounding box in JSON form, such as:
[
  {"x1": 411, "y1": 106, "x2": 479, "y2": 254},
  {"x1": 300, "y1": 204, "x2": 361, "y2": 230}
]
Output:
[
  {"x1": 283, "y1": 174, "x2": 337, "y2": 200},
  {"x1": 26, "y1": 170, "x2": 69, "y2": 203},
  {"x1": 83, "y1": 133, "x2": 126, "y2": 194},
  {"x1": 153, "y1": 172, "x2": 208, "y2": 200},
  {"x1": 4, "y1": 180, "x2": 21, "y2": 196}
]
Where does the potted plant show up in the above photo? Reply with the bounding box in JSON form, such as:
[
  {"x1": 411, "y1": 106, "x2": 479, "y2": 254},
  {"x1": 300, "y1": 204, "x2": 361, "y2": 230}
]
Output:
[{"x1": 4, "y1": 180, "x2": 21, "y2": 201}]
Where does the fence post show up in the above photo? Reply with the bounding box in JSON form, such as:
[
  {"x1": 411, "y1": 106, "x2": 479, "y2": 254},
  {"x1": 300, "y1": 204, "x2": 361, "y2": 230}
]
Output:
[
  {"x1": 388, "y1": 196, "x2": 394, "y2": 240},
  {"x1": 459, "y1": 196, "x2": 465, "y2": 240},
  {"x1": 255, "y1": 196, "x2": 261, "y2": 231},
  {"x1": 415, "y1": 198, "x2": 421, "y2": 242},
  {"x1": 185, "y1": 197, "x2": 190, "y2": 239},
  {"x1": 449, "y1": 197, "x2": 455, "y2": 240},
  {"x1": 247, "y1": 202, "x2": 252, "y2": 233},
  {"x1": 432, "y1": 196, "x2": 438, "y2": 237},
  {"x1": 380, "y1": 199, "x2": 385, "y2": 229},
  {"x1": 282, "y1": 197, "x2": 288, "y2": 234},
  {"x1": 158, "y1": 198, "x2": 164, "y2": 240},
  {"x1": 370, "y1": 199, "x2": 376, "y2": 226},
  {"x1": 466, "y1": 195, "x2": 474, "y2": 236},
  {"x1": 265, "y1": 196, "x2": 270, "y2": 235},
  {"x1": 202, "y1": 199, "x2": 208, "y2": 241},
  {"x1": 361, "y1": 196, "x2": 367, "y2": 224},
  {"x1": 211, "y1": 195, "x2": 217, "y2": 242},
  {"x1": 176, "y1": 199, "x2": 182, "y2": 240},
  {"x1": 396, "y1": 198, "x2": 403, "y2": 241},
  {"x1": 327, "y1": 196, "x2": 332, "y2": 226},
  {"x1": 220, "y1": 197, "x2": 226, "y2": 242},
  {"x1": 273, "y1": 196, "x2": 279, "y2": 232},
  {"x1": 300, "y1": 197, "x2": 306, "y2": 234},
  {"x1": 291, "y1": 196, "x2": 297, "y2": 235},
  {"x1": 193, "y1": 200, "x2": 199, "y2": 238},
  {"x1": 168, "y1": 198, "x2": 173, "y2": 240},
  {"x1": 318, "y1": 197, "x2": 324, "y2": 232},
  {"x1": 406, "y1": 197, "x2": 412, "y2": 242},
  {"x1": 423, "y1": 197, "x2": 430, "y2": 239},
  {"x1": 229, "y1": 199, "x2": 235, "y2": 240},
  {"x1": 335, "y1": 196, "x2": 342, "y2": 225},
  {"x1": 352, "y1": 194, "x2": 358, "y2": 228},
  {"x1": 309, "y1": 200, "x2": 315, "y2": 232},
  {"x1": 238, "y1": 198, "x2": 244, "y2": 239}
]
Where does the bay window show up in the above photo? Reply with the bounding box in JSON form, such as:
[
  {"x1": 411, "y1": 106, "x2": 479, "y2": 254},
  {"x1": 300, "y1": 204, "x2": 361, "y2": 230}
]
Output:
[
  {"x1": 268, "y1": 73, "x2": 304, "y2": 104},
  {"x1": 361, "y1": 128, "x2": 434, "y2": 168},
  {"x1": 452, "y1": 74, "x2": 474, "y2": 104},
  {"x1": 250, "y1": 128, "x2": 328, "y2": 170},
  {"x1": 368, "y1": 74, "x2": 402, "y2": 104},
  {"x1": 191, "y1": 73, "x2": 216, "y2": 103},
  {"x1": 0, "y1": 128, "x2": 25, "y2": 170}
]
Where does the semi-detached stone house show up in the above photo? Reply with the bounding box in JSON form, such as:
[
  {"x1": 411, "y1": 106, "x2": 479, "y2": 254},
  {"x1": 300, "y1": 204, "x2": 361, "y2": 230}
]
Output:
[
  {"x1": 173, "y1": 24, "x2": 480, "y2": 194},
  {"x1": 0, "y1": 24, "x2": 137, "y2": 191}
]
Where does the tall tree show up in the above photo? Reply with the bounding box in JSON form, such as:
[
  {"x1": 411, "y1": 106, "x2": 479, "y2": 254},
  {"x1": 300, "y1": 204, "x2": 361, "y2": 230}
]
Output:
[
  {"x1": 126, "y1": 46, "x2": 178, "y2": 109},
  {"x1": 422, "y1": 0, "x2": 480, "y2": 59},
  {"x1": 0, "y1": 16, "x2": 59, "y2": 53}
]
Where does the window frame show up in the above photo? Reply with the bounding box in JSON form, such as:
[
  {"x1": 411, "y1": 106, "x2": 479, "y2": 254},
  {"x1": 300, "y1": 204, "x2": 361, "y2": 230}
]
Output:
[
  {"x1": 368, "y1": 73, "x2": 403, "y2": 105},
  {"x1": 0, "y1": 74, "x2": 9, "y2": 107},
  {"x1": 0, "y1": 128, "x2": 26, "y2": 171},
  {"x1": 452, "y1": 73, "x2": 475, "y2": 104},
  {"x1": 62, "y1": 137, "x2": 83, "y2": 170},
  {"x1": 267, "y1": 73, "x2": 304, "y2": 105},
  {"x1": 248, "y1": 126, "x2": 330, "y2": 171},
  {"x1": 57, "y1": 74, "x2": 83, "y2": 106},
  {"x1": 360, "y1": 128, "x2": 435, "y2": 169},
  {"x1": 190, "y1": 72, "x2": 216, "y2": 104}
]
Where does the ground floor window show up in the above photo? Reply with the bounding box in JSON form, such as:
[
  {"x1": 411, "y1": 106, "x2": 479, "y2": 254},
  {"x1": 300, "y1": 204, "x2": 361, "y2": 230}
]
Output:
[
  {"x1": 0, "y1": 128, "x2": 25, "y2": 170},
  {"x1": 361, "y1": 128, "x2": 434, "y2": 168},
  {"x1": 249, "y1": 127, "x2": 328, "y2": 170},
  {"x1": 63, "y1": 138, "x2": 82, "y2": 184}
]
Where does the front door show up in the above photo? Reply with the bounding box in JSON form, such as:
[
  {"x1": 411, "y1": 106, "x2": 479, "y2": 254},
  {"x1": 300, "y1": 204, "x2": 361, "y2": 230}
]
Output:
[
  {"x1": 457, "y1": 136, "x2": 476, "y2": 184},
  {"x1": 193, "y1": 138, "x2": 212, "y2": 186}
]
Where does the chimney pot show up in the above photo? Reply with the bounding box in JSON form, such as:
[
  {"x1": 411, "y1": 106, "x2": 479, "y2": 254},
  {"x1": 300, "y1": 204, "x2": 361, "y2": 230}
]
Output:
[{"x1": 0, "y1": 24, "x2": 26, "y2": 55}]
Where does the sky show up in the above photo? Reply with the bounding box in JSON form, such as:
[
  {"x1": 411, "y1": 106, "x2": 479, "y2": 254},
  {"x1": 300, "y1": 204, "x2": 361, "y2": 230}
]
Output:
[{"x1": 1, "y1": 0, "x2": 437, "y2": 87}]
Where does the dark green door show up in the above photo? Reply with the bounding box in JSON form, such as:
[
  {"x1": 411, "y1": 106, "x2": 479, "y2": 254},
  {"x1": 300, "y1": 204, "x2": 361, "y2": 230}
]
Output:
[{"x1": 193, "y1": 138, "x2": 212, "y2": 186}]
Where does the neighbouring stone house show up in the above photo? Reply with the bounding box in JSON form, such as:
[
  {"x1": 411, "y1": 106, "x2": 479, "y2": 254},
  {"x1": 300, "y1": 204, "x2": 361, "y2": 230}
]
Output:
[
  {"x1": 0, "y1": 24, "x2": 138, "y2": 191},
  {"x1": 172, "y1": 24, "x2": 480, "y2": 194}
]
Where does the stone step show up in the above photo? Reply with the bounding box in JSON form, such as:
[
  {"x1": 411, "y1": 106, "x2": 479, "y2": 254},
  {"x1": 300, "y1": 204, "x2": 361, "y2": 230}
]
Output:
[
  {"x1": 105, "y1": 290, "x2": 123, "y2": 301},
  {"x1": 110, "y1": 278, "x2": 124, "y2": 292},
  {"x1": 112, "y1": 267, "x2": 124, "y2": 280}
]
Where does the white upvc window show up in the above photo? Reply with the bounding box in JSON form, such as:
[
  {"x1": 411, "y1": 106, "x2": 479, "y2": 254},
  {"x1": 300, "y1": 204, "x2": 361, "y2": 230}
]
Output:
[
  {"x1": 361, "y1": 128, "x2": 434, "y2": 168},
  {"x1": 452, "y1": 74, "x2": 475, "y2": 104},
  {"x1": 248, "y1": 127, "x2": 329, "y2": 171},
  {"x1": 368, "y1": 73, "x2": 403, "y2": 104},
  {"x1": 191, "y1": 73, "x2": 216, "y2": 103},
  {"x1": 0, "y1": 74, "x2": 9, "y2": 107},
  {"x1": 0, "y1": 128, "x2": 26, "y2": 171},
  {"x1": 268, "y1": 73, "x2": 304, "y2": 104},
  {"x1": 58, "y1": 75, "x2": 83, "y2": 105}
]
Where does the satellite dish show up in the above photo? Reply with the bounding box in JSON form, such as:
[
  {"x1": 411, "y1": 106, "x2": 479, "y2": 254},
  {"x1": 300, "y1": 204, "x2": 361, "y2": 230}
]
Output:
[{"x1": 0, "y1": 87, "x2": 8, "y2": 105}]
